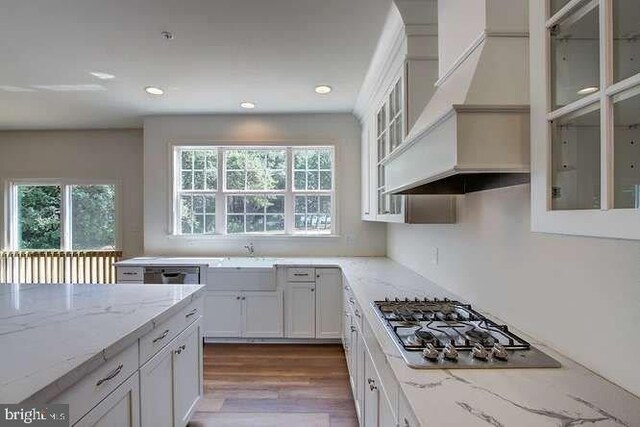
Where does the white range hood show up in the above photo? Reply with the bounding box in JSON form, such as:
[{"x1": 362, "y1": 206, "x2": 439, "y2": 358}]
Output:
[{"x1": 386, "y1": 0, "x2": 531, "y2": 195}]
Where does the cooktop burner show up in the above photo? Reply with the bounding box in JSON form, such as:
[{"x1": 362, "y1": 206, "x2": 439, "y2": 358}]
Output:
[{"x1": 373, "y1": 298, "x2": 561, "y2": 369}]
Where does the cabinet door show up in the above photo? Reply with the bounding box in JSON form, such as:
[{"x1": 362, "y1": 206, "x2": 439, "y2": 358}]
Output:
[
  {"x1": 355, "y1": 330, "x2": 366, "y2": 423},
  {"x1": 75, "y1": 373, "x2": 140, "y2": 427},
  {"x1": 363, "y1": 349, "x2": 380, "y2": 427},
  {"x1": 173, "y1": 320, "x2": 202, "y2": 427},
  {"x1": 243, "y1": 291, "x2": 284, "y2": 338},
  {"x1": 362, "y1": 119, "x2": 373, "y2": 220},
  {"x1": 315, "y1": 269, "x2": 342, "y2": 339},
  {"x1": 204, "y1": 292, "x2": 242, "y2": 337},
  {"x1": 140, "y1": 344, "x2": 173, "y2": 427},
  {"x1": 285, "y1": 283, "x2": 316, "y2": 338}
]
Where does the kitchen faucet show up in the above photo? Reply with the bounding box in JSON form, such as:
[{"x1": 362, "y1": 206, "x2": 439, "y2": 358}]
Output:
[{"x1": 244, "y1": 242, "x2": 255, "y2": 257}]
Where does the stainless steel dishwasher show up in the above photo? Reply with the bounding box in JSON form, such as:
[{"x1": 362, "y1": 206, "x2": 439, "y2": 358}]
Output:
[{"x1": 143, "y1": 266, "x2": 201, "y2": 284}]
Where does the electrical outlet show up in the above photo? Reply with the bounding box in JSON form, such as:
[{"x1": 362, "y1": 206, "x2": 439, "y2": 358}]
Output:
[{"x1": 431, "y1": 247, "x2": 439, "y2": 265}]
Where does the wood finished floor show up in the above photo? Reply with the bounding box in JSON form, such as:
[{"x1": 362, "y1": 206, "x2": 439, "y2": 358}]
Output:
[{"x1": 188, "y1": 344, "x2": 358, "y2": 427}]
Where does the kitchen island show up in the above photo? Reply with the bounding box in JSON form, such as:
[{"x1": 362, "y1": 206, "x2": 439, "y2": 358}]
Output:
[
  {"x1": 116, "y1": 256, "x2": 640, "y2": 426},
  {"x1": 0, "y1": 283, "x2": 205, "y2": 425}
]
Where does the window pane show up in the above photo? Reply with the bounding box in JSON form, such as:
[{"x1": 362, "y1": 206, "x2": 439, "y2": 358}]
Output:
[
  {"x1": 17, "y1": 185, "x2": 61, "y2": 250},
  {"x1": 246, "y1": 215, "x2": 265, "y2": 233},
  {"x1": 71, "y1": 185, "x2": 116, "y2": 250},
  {"x1": 294, "y1": 171, "x2": 306, "y2": 191},
  {"x1": 307, "y1": 171, "x2": 319, "y2": 190},
  {"x1": 613, "y1": 92, "x2": 640, "y2": 208},
  {"x1": 180, "y1": 149, "x2": 217, "y2": 191},
  {"x1": 550, "y1": 0, "x2": 572, "y2": 16},
  {"x1": 293, "y1": 195, "x2": 331, "y2": 233},
  {"x1": 266, "y1": 215, "x2": 284, "y2": 232},
  {"x1": 266, "y1": 196, "x2": 284, "y2": 213},
  {"x1": 551, "y1": 106, "x2": 601, "y2": 210},
  {"x1": 246, "y1": 196, "x2": 264, "y2": 213},
  {"x1": 550, "y1": 6, "x2": 600, "y2": 110},
  {"x1": 319, "y1": 150, "x2": 332, "y2": 169},
  {"x1": 227, "y1": 215, "x2": 244, "y2": 234},
  {"x1": 319, "y1": 171, "x2": 332, "y2": 190},
  {"x1": 294, "y1": 151, "x2": 306, "y2": 169},
  {"x1": 613, "y1": 0, "x2": 640, "y2": 83},
  {"x1": 224, "y1": 149, "x2": 286, "y2": 191},
  {"x1": 181, "y1": 195, "x2": 215, "y2": 234}
]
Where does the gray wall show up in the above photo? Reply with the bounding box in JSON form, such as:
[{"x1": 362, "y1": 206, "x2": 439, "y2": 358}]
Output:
[
  {"x1": 0, "y1": 129, "x2": 144, "y2": 256},
  {"x1": 387, "y1": 184, "x2": 640, "y2": 397},
  {"x1": 143, "y1": 114, "x2": 386, "y2": 256}
]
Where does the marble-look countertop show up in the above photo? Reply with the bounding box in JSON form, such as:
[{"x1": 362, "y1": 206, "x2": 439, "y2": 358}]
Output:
[
  {"x1": 118, "y1": 256, "x2": 640, "y2": 426},
  {"x1": 0, "y1": 283, "x2": 205, "y2": 403}
]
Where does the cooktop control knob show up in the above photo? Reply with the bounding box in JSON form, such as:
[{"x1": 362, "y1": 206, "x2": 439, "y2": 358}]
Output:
[
  {"x1": 471, "y1": 343, "x2": 490, "y2": 360},
  {"x1": 492, "y1": 343, "x2": 509, "y2": 361},
  {"x1": 443, "y1": 343, "x2": 458, "y2": 361},
  {"x1": 422, "y1": 343, "x2": 439, "y2": 361}
]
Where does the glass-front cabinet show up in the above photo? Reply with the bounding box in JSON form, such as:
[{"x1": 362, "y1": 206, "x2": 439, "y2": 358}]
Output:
[
  {"x1": 375, "y1": 78, "x2": 405, "y2": 222},
  {"x1": 531, "y1": 0, "x2": 640, "y2": 239}
]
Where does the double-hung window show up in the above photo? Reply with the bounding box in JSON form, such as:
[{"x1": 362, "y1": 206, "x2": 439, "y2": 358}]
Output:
[
  {"x1": 7, "y1": 181, "x2": 118, "y2": 250},
  {"x1": 174, "y1": 145, "x2": 335, "y2": 236}
]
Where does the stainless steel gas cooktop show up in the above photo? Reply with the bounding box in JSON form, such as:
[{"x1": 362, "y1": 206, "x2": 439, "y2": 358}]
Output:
[{"x1": 373, "y1": 298, "x2": 560, "y2": 369}]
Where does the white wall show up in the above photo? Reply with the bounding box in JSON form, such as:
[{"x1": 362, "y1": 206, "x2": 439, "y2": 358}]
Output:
[
  {"x1": 387, "y1": 184, "x2": 640, "y2": 397},
  {"x1": 0, "y1": 129, "x2": 144, "y2": 256},
  {"x1": 143, "y1": 114, "x2": 386, "y2": 256}
]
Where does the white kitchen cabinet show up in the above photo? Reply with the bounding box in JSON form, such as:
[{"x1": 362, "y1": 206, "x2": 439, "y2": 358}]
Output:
[
  {"x1": 140, "y1": 319, "x2": 202, "y2": 427},
  {"x1": 398, "y1": 391, "x2": 419, "y2": 427},
  {"x1": 285, "y1": 283, "x2": 316, "y2": 338},
  {"x1": 173, "y1": 321, "x2": 202, "y2": 426},
  {"x1": 204, "y1": 292, "x2": 243, "y2": 337},
  {"x1": 243, "y1": 291, "x2": 284, "y2": 338},
  {"x1": 205, "y1": 291, "x2": 283, "y2": 338},
  {"x1": 315, "y1": 268, "x2": 342, "y2": 339},
  {"x1": 140, "y1": 345, "x2": 173, "y2": 427},
  {"x1": 364, "y1": 348, "x2": 395, "y2": 427},
  {"x1": 75, "y1": 373, "x2": 140, "y2": 427}
]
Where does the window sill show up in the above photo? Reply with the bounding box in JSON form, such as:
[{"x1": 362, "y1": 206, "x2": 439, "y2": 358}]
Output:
[{"x1": 166, "y1": 233, "x2": 342, "y2": 240}]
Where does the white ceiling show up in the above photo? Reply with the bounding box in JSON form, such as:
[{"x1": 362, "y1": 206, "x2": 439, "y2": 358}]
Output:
[{"x1": 0, "y1": 0, "x2": 391, "y2": 129}]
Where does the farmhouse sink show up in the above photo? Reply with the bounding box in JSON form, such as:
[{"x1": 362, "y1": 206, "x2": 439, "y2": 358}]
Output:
[
  {"x1": 207, "y1": 258, "x2": 278, "y2": 291},
  {"x1": 217, "y1": 257, "x2": 279, "y2": 269}
]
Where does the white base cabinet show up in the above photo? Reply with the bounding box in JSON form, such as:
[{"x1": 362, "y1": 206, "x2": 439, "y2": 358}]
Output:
[
  {"x1": 285, "y1": 268, "x2": 343, "y2": 339},
  {"x1": 53, "y1": 297, "x2": 204, "y2": 427},
  {"x1": 75, "y1": 373, "x2": 140, "y2": 427},
  {"x1": 204, "y1": 291, "x2": 283, "y2": 338}
]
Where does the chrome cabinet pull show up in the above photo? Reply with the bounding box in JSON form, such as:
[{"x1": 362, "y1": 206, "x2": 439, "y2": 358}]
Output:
[
  {"x1": 355, "y1": 309, "x2": 361, "y2": 318},
  {"x1": 96, "y1": 364, "x2": 123, "y2": 387},
  {"x1": 403, "y1": 418, "x2": 410, "y2": 427},
  {"x1": 350, "y1": 326, "x2": 357, "y2": 332},
  {"x1": 369, "y1": 383, "x2": 378, "y2": 391},
  {"x1": 367, "y1": 378, "x2": 374, "y2": 384},
  {"x1": 152, "y1": 329, "x2": 170, "y2": 343},
  {"x1": 122, "y1": 272, "x2": 138, "y2": 276},
  {"x1": 175, "y1": 344, "x2": 186, "y2": 355},
  {"x1": 236, "y1": 296, "x2": 241, "y2": 300},
  {"x1": 310, "y1": 288, "x2": 315, "y2": 292},
  {"x1": 185, "y1": 309, "x2": 197, "y2": 318},
  {"x1": 348, "y1": 298, "x2": 355, "y2": 304},
  {"x1": 293, "y1": 273, "x2": 309, "y2": 277}
]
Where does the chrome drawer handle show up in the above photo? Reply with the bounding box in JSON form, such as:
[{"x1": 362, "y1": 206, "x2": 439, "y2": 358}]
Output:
[
  {"x1": 175, "y1": 344, "x2": 186, "y2": 355},
  {"x1": 293, "y1": 273, "x2": 309, "y2": 277},
  {"x1": 122, "y1": 272, "x2": 138, "y2": 276},
  {"x1": 350, "y1": 326, "x2": 357, "y2": 332},
  {"x1": 367, "y1": 378, "x2": 374, "y2": 384},
  {"x1": 185, "y1": 309, "x2": 197, "y2": 318},
  {"x1": 96, "y1": 364, "x2": 123, "y2": 387},
  {"x1": 369, "y1": 384, "x2": 378, "y2": 391},
  {"x1": 152, "y1": 329, "x2": 170, "y2": 343},
  {"x1": 348, "y1": 298, "x2": 355, "y2": 304},
  {"x1": 355, "y1": 309, "x2": 361, "y2": 318}
]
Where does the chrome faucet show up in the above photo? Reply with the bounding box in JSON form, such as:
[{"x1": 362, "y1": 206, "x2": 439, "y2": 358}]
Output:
[{"x1": 244, "y1": 242, "x2": 255, "y2": 257}]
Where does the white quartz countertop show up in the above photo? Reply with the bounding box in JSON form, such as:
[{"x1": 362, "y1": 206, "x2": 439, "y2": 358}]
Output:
[
  {"x1": 0, "y1": 283, "x2": 205, "y2": 403},
  {"x1": 116, "y1": 256, "x2": 640, "y2": 426}
]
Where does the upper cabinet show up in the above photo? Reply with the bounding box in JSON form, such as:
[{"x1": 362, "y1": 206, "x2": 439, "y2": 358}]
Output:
[
  {"x1": 356, "y1": 0, "x2": 456, "y2": 224},
  {"x1": 531, "y1": 0, "x2": 640, "y2": 239}
]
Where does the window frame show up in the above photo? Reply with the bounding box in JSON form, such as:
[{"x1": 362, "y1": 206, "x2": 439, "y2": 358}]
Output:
[
  {"x1": 4, "y1": 178, "x2": 121, "y2": 251},
  {"x1": 171, "y1": 144, "x2": 337, "y2": 237},
  {"x1": 530, "y1": 0, "x2": 640, "y2": 240}
]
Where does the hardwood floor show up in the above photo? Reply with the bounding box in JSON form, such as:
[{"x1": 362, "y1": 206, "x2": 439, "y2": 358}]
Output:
[{"x1": 188, "y1": 344, "x2": 358, "y2": 427}]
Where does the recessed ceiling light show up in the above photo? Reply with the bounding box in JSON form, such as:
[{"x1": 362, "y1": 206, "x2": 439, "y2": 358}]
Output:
[
  {"x1": 90, "y1": 72, "x2": 115, "y2": 80},
  {"x1": 577, "y1": 86, "x2": 598, "y2": 96},
  {"x1": 315, "y1": 85, "x2": 332, "y2": 95},
  {"x1": 240, "y1": 102, "x2": 256, "y2": 109},
  {"x1": 145, "y1": 86, "x2": 165, "y2": 95}
]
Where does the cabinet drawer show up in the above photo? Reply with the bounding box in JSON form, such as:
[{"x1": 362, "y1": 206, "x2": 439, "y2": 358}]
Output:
[
  {"x1": 116, "y1": 267, "x2": 144, "y2": 283},
  {"x1": 287, "y1": 267, "x2": 315, "y2": 282},
  {"x1": 53, "y1": 343, "x2": 138, "y2": 425},
  {"x1": 140, "y1": 300, "x2": 200, "y2": 364}
]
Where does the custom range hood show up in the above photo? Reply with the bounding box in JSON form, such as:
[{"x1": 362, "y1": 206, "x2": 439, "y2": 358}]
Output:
[{"x1": 386, "y1": 0, "x2": 531, "y2": 195}]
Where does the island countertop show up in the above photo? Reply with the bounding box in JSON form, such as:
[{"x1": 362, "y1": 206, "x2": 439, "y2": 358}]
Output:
[
  {"x1": 0, "y1": 283, "x2": 205, "y2": 403},
  {"x1": 116, "y1": 256, "x2": 640, "y2": 426}
]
